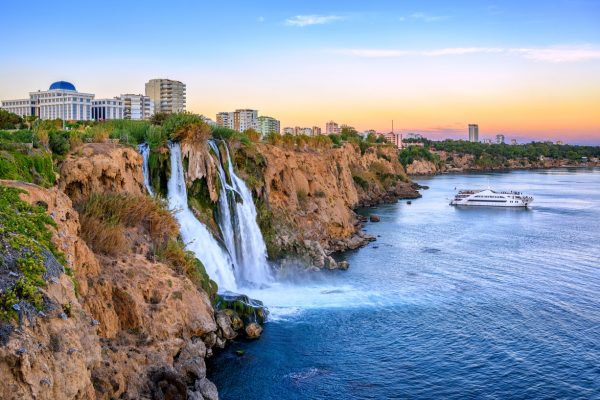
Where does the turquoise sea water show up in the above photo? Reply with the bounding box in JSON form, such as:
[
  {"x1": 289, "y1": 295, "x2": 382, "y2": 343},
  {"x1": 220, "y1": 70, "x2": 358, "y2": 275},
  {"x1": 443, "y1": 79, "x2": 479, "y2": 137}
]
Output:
[{"x1": 208, "y1": 168, "x2": 600, "y2": 399}]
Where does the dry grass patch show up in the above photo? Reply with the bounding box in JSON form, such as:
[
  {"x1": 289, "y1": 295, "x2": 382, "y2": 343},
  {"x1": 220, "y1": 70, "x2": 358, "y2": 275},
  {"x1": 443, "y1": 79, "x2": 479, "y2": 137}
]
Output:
[{"x1": 78, "y1": 193, "x2": 178, "y2": 255}]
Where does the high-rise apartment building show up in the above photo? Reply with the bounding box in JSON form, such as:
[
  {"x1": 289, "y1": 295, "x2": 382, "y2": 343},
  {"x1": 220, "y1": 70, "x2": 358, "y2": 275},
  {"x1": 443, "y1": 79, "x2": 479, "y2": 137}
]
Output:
[
  {"x1": 496, "y1": 134, "x2": 505, "y2": 144},
  {"x1": 234, "y1": 109, "x2": 258, "y2": 132},
  {"x1": 92, "y1": 98, "x2": 124, "y2": 120},
  {"x1": 312, "y1": 126, "x2": 322, "y2": 135},
  {"x1": 216, "y1": 112, "x2": 234, "y2": 129},
  {"x1": 1, "y1": 81, "x2": 94, "y2": 121},
  {"x1": 468, "y1": 124, "x2": 479, "y2": 142},
  {"x1": 119, "y1": 94, "x2": 154, "y2": 120},
  {"x1": 145, "y1": 79, "x2": 186, "y2": 114},
  {"x1": 282, "y1": 127, "x2": 294, "y2": 135},
  {"x1": 218, "y1": 109, "x2": 258, "y2": 132},
  {"x1": 257, "y1": 116, "x2": 280, "y2": 136}
]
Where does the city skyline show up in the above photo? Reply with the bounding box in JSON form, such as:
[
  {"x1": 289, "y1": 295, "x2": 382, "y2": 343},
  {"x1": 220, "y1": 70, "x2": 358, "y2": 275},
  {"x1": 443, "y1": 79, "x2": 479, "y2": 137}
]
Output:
[{"x1": 1, "y1": 1, "x2": 599, "y2": 144}]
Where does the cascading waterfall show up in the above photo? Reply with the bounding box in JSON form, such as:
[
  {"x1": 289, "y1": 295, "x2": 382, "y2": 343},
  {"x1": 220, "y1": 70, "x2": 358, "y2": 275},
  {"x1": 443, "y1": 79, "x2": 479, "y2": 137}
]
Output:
[
  {"x1": 209, "y1": 140, "x2": 272, "y2": 287},
  {"x1": 167, "y1": 141, "x2": 238, "y2": 291},
  {"x1": 137, "y1": 143, "x2": 154, "y2": 196}
]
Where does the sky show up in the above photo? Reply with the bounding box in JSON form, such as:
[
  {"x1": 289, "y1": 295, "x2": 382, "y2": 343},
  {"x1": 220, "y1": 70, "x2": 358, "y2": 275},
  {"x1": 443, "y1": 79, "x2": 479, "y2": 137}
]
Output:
[{"x1": 1, "y1": 0, "x2": 600, "y2": 144}]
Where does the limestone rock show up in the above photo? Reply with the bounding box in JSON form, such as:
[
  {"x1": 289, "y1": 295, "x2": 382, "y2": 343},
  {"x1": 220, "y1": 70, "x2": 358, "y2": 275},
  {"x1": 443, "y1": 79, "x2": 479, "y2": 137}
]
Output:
[{"x1": 245, "y1": 322, "x2": 263, "y2": 339}]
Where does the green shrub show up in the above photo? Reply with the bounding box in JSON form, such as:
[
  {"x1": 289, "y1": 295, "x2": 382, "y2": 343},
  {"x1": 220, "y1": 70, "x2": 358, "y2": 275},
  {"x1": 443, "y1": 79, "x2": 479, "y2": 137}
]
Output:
[{"x1": 0, "y1": 185, "x2": 64, "y2": 321}]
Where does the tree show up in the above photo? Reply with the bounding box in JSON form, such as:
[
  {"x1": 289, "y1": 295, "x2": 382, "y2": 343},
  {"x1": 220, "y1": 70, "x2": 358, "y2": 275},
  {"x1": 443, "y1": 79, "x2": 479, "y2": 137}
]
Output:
[{"x1": 0, "y1": 109, "x2": 23, "y2": 129}]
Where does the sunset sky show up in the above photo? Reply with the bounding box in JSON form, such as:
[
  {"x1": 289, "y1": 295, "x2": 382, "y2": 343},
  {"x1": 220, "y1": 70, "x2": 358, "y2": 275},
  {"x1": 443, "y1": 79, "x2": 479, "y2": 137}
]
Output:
[{"x1": 1, "y1": 1, "x2": 599, "y2": 143}]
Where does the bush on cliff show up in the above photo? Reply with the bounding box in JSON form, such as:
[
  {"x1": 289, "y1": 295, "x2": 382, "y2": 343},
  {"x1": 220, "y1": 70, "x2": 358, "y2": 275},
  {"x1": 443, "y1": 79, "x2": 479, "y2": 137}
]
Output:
[
  {"x1": 0, "y1": 185, "x2": 64, "y2": 321},
  {"x1": 0, "y1": 146, "x2": 55, "y2": 187}
]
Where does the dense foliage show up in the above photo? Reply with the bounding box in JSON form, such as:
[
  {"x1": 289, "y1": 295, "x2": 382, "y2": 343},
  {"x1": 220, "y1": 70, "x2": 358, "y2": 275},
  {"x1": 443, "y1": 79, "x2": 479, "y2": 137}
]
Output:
[
  {"x1": 430, "y1": 140, "x2": 600, "y2": 161},
  {"x1": 398, "y1": 146, "x2": 440, "y2": 167},
  {"x1": 0, "y1": 110, "x2": 23, "y2": 129}
]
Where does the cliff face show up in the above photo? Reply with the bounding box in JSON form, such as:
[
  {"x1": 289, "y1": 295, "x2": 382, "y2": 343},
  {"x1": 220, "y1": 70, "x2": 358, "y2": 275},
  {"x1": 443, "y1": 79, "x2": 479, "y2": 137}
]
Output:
[
  {"x1": 59, "y1": 143, "x2": 144, "y2": 204},
  {"x1": 234, "y1": 142, "x2": 420, "y2": 266},
  {"x1": 1, "y1": 144, "x2": 224, "y2": 400}
]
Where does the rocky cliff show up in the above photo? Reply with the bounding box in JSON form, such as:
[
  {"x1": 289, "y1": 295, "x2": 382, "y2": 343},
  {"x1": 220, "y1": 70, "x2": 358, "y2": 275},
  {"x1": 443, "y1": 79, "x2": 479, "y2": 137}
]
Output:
[
  {"x1": 232, "y1": 142, "x2": 420, "y2": 268},
  {"x1": 0, "y1": 143, "x2": 242, "y2": 400}
]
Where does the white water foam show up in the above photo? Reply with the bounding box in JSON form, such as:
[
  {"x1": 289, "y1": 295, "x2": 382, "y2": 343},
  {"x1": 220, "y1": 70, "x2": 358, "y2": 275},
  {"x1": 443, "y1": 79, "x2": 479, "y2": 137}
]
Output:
[{"x1": 167, "y1": 141, "x2": 238, "y2": 291}]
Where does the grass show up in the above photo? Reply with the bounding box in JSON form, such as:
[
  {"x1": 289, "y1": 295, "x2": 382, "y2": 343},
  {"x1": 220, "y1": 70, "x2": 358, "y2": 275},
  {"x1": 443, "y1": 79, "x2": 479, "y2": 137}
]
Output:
[
  {"x1": 78, "y1": 193, "x2": 178, "y2": 255},
  {"x1": 77, "y1": 192, "x2": 218, "y2": 299},
  {"x1": 0, "y1": 146, "x2": 55, "y2": 187}
]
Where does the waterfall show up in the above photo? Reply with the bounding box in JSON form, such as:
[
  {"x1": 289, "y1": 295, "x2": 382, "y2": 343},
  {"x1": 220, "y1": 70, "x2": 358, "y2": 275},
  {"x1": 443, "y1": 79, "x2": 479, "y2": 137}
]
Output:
[
  {"x1": 209, "y1": 140, "x2": 272, "y2": 287},
  {"x1": 167, "y1": 141, "x2": 238, "y2": 291},
  {"x1": 137, "y1": 143, "x2": 154, "y2": 196}
]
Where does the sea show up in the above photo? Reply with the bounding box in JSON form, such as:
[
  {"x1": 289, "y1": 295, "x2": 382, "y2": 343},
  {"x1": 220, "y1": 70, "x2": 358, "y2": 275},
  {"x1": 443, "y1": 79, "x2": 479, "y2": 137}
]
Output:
[{"x1": 208, "y1": 168, "x2": 600, "y2": 400}]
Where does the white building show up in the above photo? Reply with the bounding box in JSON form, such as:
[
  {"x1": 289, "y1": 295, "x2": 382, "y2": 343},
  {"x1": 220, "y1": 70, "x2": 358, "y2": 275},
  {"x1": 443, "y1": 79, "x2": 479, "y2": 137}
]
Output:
[
  {"x1": 294, "y1": 127, "x2": 313, "y2": 136},
  {"x1": 282, "y1": 127, "x2": 294, "y2": 135},
  {"x1": 119, "y1": 94, "x2": 154, "y2": 120},
  {"x1": 468, "y1": 124, "x2": 479, "y2": 142},
  {"x1": 145, "y1": 78, "x2": 186, "y2": 113},
  {"x1": 0, "y1": 98, "x2": 34, "y2": 117},
  {"x1": 496, "y1": 134, "x2": 505, "y2": 144},
  {"x1": 1, "y1": 81, "x2": 94, "y2": 121},
  {"x1": 312, "y1": 126, "x2": 322, "y2": 135},
  {"x1": 216, "y1": 112, "x2": 234, "y2": 129},
  {"x1": 382, "y1": 132, "x2": 403, "y2": 149},
  {"x1": 257, "y1": 116, "x2": 280, "y2": 136},
  {"x1": 234, "y1": 109, "x2": 258, "y2": 132},
  {"x1": 92, "y1": 98, "x2": 124, "y2": 121},
  {"x1": 326, "y1": 121, "x2": 340, "y2": 135}
]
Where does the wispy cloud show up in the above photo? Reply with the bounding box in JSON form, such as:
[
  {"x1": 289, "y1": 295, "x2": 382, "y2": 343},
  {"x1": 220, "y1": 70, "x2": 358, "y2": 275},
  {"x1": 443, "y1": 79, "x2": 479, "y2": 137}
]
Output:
[
  {"x1": 511, "y1": 47, "x2": 600, "y2": 63},
  {"x1": 333, "y1": 46, "x2": 600, "y2": 63},
  {"x1": 285, "y1": 14, "x2": 344, "y2": 27},
  {"x1": 400, "y1": 12, "x2": 449, "y2": 22}
]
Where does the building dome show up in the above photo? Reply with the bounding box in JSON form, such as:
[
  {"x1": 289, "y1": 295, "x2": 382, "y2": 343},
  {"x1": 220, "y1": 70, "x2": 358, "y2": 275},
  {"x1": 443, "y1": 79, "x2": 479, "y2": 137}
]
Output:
[{"x1": 49, "y1": 81, "x2": 76, "y2": 91}]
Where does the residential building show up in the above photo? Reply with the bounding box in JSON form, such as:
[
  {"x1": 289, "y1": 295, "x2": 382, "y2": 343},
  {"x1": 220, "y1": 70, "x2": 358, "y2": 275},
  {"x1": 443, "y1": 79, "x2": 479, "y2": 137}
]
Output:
[
  {"x1": 217, "y1": 109, "x2": 258, "y2": 132},
  {"x1": 382, "y1": 132, "x2": 403, "y2": 148},
  {"x1": 468, "y1": 124, "x2": 479, "y2": 142},
  {"x1": 294, "y1": 127, "x2": 312, "y2": 136},
  {"x1": 119, "y1": 94, "x2": 154, "y2": 120},
  {"x1": 1, "y1": 81, "x2": 95, "y2": 121},
  {"x1": 483, "y1": 139, "x2": 493, "y2": 144},
  {"x1": 0, "y1": 98, "x2": 34, "y2": 117},
  {"x1": 257, "y1": 116, "x2": 280, "y2": 136},
  {"x1": 92, "y1": 98, "x2": 124, "y2": 121},
  {"x1": 233, "y1": 109, "x2": 258, "y2": 132},
  {"x1": 216, "y1": 112, "x2": 234, "y2": 129},
  {"x1": 511, "y1": 139, "x2": 518, "y2": 145},
  {"x1": 326, "y1": 121, "x2": 340, "y2": 135},
  {"x1": 145, "y1": 78, "x2": 186, "y2": 113},
  {"x1": 283, "y1": 127, "x2": 294, "y2": 135},
  {"x1": 340, "y1": 124, "x2": 356, "y2": 132},
  {"x1": 556, "y1": 140, "x2": 564, "y2": 145},
  {"x1": 496, "y1": 134, "x2": 505, "y2": 144},
  {"x1": 312, "y1": 126, "x2": 322, "y2": 135}
]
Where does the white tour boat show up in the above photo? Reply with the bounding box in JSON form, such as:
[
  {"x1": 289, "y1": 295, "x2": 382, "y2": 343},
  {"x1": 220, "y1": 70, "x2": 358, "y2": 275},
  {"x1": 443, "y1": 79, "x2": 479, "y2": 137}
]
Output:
[{"x1": 450, "y1": 189, "x2": 533, "y2": 207}]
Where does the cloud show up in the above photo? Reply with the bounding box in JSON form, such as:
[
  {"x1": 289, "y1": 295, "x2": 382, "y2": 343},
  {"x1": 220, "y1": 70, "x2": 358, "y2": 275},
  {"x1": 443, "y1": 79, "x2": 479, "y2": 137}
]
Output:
[
  {"x1": 285, "y1": 14, "x2": 344, "y2": 27},
  {"x1": 400, "y1": 12, "x2": 449, "y2": 22},
  {"x1": 333, "y1": 46, "x2": 600, "y2": 62},
  {"x1": 511, "y1": 47, "x2": 600, "y2": 63}
]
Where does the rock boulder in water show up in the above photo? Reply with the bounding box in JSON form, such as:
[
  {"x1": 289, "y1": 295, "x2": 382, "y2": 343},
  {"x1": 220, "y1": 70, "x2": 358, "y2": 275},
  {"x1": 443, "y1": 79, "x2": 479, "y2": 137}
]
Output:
[
  {"x1": 245, "y1": 322, "x2": 263, "y2": 339},
  {"x1": 369, "y1": 214, "x2": 381, "y2": 222}
]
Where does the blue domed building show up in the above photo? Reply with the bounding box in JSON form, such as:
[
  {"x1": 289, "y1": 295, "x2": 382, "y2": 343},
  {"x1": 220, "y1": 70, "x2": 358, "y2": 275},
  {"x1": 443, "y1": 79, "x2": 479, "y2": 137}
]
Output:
[{"x1": 49, "y1": 81, "x2": 77, "y2": 91}]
